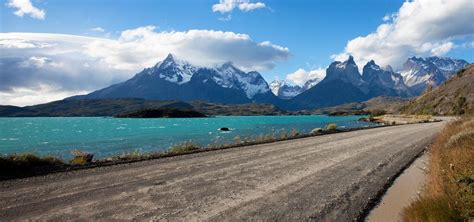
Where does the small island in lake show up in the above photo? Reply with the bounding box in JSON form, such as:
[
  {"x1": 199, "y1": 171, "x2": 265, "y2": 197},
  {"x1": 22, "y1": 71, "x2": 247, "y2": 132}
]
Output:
[{"x1": 114, "y1": 109, "x2": 207, "y2": 118}]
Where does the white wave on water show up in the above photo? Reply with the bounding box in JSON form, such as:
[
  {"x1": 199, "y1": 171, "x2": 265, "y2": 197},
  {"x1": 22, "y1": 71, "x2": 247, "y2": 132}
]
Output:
[{"x1": 2, "y1": 138, "x2": 19, "y2": 141}]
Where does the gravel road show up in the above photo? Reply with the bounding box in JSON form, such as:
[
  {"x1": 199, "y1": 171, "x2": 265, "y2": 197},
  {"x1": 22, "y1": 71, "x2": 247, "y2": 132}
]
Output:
[{"x1": 0, "y1": 122, "x2": 445, "y2": 221}]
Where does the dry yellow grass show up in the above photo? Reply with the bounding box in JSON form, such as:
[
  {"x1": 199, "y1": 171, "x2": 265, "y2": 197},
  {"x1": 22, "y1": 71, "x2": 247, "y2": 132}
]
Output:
[
  {"x1": 376, "y1": 114, "x2": 434, "y2": 125},
  {"x1": 403, "y1": 118, "x2": 474, "y2": 221}
]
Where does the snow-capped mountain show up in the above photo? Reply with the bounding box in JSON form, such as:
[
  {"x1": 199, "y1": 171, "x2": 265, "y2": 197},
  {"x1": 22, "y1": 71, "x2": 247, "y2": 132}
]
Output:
[
  {"x1": 324, "y1": 56, "x2": 365, "y2": 86},
  {"x1": 400, "y1": 56, "x2": 469, "y2": 95},
  {"x1": 146, "y1": 54, "x2": 198, "y2": 85},
  {"x1": 73, "y1": 54, "x2": 281, "y2": 105},
  {"x1": 362, "y1": 60, "x2": 411, "y2": 97},
  {"x1": 270, "y1": 76, "x2": 323, "y2": 100},
  {"x1": 69, "y1": 54, "x2": 469, "y2": 111},
  {"x1": 287, "y1": 56, "x2": 412, "y2": 110},
  {"x1": 269, "y1": 80, "x2": 304, "y2": 100}
]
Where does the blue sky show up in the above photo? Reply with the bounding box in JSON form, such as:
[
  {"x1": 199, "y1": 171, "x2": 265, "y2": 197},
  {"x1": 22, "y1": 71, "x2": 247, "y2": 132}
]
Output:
[
  {"x1": 2, "y1": 0, "x2": 407, "y2": 75},
  {"x1": 1, "y1": 0, "x2": 473, "y2": 105}
]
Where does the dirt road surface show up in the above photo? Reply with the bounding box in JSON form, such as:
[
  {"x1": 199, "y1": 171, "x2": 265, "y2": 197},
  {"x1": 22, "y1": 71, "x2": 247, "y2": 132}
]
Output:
[{"x1": 0, "y1": 122, "x2": 445, "y2": 221}]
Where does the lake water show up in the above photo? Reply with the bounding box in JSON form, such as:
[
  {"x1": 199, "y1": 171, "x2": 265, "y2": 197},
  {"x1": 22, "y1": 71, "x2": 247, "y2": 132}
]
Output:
[{"x1": 0, "y1": 116, "x2": 376, "y2": 159}]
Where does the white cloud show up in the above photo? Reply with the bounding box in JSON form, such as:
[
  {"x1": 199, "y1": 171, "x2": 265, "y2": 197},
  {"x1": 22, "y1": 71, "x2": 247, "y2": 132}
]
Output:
[
  {"x1": 333, "y1": 0, "x2": 474, "y2": 70},
  {"x1": 238, "y1": 2, "x2": 265, "y2": 12},
  {"x1": 6, "y1": 0, "x2": 45, "y2": 20},
  {"x1": 0, "y1": 27, "x2": 290, "y2": 106},
  {"x1": 0, "y1": 85, "x2": 88, "y2": 107},
  {"x1": 84, "y1": 26, "x2": 290, "y2": 71},
  {"x1": 430, "y1": 42, "x2": 454, "y2": 56},
  {"x1": 212, "y1": 0, "x2": 266, "y2": 13},
  {"x1": 286, "y1": 68, "x2": 326, "y2": 86},
  {"x1": 91, "y1": 27, "x2": 105, "y2": 32}
]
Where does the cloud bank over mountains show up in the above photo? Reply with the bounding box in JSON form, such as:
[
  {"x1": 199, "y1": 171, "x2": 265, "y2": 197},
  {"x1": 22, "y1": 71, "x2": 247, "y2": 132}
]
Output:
[
  {"x1": 333, "y1": 0, "x2": 474, "y2": 70},
  {"x1": 0, "y1": 27, "x2": 290, "y2": 106}
]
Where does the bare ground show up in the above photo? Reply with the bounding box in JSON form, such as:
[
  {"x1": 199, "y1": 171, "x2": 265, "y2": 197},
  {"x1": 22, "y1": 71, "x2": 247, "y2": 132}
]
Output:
[{"x1": 0, "y1": 122, "x2": 445, "y2": 221}]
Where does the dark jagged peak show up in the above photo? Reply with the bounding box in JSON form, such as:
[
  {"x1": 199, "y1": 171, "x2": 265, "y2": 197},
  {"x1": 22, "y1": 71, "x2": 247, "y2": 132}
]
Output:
[
  {"x1": 324, "y1": 56, "x2": 362, "y2": 85},
  {"x1": 364, "y1": 60, "x2": 381, "y2": 71},
  {"x1": 408, "y1": 56, "x2": 424, "y2": 62},
  {"x1": 333, "y1": 55, "x2": 358, "y2": 70},
  {"x1": 346, "y1": 55, "x2": 356, "y2": 65},
  {"x1": 164, "y1": 53, "x2": 174, "y2": 61},
  {"x1": 159, "y1": 53, "x2": 178, "y2": 68},
  {"x1": 150, "y1": 53, "x2": 175, "y2": 69},
  {"x1": 142, "y1": 53, "x2": 198, "y2": 84}
]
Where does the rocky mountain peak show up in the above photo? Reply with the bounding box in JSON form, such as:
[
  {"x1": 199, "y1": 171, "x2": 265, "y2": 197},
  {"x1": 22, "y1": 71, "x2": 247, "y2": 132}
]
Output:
[
  {"x1": 269, "y1": 80, "x2": 304, "y2": 100},
  {"x1": 347, "y1": 55, "x2": 356, "y2": 65},
  {"x1": 400, "y1": 56, "x2": 469, "y2": 95}
]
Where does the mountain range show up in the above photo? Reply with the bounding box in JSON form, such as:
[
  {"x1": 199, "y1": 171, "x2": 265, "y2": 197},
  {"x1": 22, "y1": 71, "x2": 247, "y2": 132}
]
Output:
[
  {"x1": 66, "y1": 54, "x2": 469, "y2": 111},
  {"x1": 71, "y1": 54, "x2": 284, "y2": 107},
  {"x1": 284, "y1": 56, "x2": 413, "y2": 110},
  {"x1": 271, "y1": 56, "x2": 468, "y2": 101},
  {"x1": 400, "y1": 56, "x2": 469, "y2": 95}
]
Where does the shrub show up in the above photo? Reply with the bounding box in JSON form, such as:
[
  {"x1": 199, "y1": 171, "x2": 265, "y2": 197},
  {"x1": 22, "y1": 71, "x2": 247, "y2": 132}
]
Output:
[
  {"x1": 168, "y1": 142, "x2": 200, "y2": 154},
  {"x1": 326, "y1": 123, "x2": 337, "y2": 130},
  {"x1": 70, "y1": 150, "x2": 94, "y2": 165},
  {"x1": 369, "y1": 109, "x2": 386, "y2": 117},
  {"x1": 310, "y1": 128, "x2": 323, "y2": 134},
  {"x1": 0, "y1": 154, "x2": 64, "y2": 180}
]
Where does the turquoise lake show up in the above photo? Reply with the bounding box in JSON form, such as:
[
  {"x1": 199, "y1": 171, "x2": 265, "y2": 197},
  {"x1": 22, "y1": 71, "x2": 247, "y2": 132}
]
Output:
[{"x1": 0, "y1": 116, "x2": 376, "y2": 159}]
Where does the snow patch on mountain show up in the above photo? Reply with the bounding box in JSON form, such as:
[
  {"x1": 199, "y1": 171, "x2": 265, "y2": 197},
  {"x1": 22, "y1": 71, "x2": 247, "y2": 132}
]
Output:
[
  {"x1": 146, "y1": 54, "x2": 271, "y2": 99},
  {"x1": 400, "y1": 56, "x2": 469, "y2": 89},
  {"x1": 269, "y1": 80, "x2": 304, "y2": 99},
  {"x1": 147, "y1": 54, "x2": 199, "y2": 85}
]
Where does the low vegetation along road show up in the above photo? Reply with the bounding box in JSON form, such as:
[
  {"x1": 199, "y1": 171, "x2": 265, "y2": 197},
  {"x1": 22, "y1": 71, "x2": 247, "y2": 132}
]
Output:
[{"x1": 0, "y1": 122, "x2": 446, "y2": 221}]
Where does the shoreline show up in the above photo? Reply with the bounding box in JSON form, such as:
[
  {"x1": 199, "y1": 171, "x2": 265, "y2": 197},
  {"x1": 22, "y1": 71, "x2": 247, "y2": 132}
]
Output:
[
  {"x1": 1, "y1": 121, "x2": 394, "y2": 181},
  {"x1": 1, "y1": 120, "x2": 441, "y2": 181}
]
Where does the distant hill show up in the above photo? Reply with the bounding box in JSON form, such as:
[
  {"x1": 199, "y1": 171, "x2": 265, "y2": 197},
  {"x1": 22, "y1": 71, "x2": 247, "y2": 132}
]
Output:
[
  {"x1": 313, "y1": 96, "x2": 410, "y2": 115},
  {"x1": 0, "y1": 99, "x2": 285, "y2": 117},
  {"x1": 400, "y1": 64, "x2": 474, "y2": 115},
  {"x1": 115, "y1": 109, "x2": 206, "y2": 118}
]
